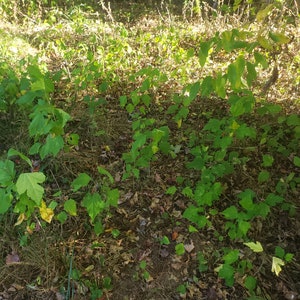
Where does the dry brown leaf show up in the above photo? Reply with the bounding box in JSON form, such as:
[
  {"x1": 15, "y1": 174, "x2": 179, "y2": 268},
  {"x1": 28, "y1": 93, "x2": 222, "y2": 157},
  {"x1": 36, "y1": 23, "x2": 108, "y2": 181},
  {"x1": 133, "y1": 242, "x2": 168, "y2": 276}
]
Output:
[
  {"x1": 159, "y1": 248, "x2": 170, "y2": 258},
  {"x1": 6, "y1": 252, "x2": 20, "y2": 264},
  {"x1": 184, "y1": 241, "x2": 195, "y2": 253}
]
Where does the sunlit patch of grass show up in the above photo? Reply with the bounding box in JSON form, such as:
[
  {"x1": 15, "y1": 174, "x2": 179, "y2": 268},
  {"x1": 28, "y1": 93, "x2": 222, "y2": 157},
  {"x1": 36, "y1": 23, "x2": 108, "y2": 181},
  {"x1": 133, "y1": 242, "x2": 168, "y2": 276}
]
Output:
[{"x1": 0, "y1": 23, "x2": 38, "y2": 60}]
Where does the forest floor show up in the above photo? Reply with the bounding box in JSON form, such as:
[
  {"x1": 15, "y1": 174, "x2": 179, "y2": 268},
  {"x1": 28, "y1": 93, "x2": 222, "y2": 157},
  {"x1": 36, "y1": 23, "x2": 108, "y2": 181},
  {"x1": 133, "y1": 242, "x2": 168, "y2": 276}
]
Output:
[{"x1": 0, "y1": 1, "x2": 299, "y2": 299}]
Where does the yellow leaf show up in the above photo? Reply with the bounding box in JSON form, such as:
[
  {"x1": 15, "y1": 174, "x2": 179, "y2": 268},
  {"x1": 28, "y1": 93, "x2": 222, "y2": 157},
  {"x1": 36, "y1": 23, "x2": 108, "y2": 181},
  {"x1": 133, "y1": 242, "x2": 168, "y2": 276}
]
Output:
[
  {"x1": 14, "y1": 213, "x2": 26, "y2": 226},
  {"x1": 152, "y1": 145, "x2": 159, "y2": 154},
  {"x1": 26, "y1": 226, "x2": 33, "y2": 234},
  {"x1": 231, "y1": 120, "x2": 240, "y2": 130},
  {"x1": 177, "y1": 119, "x2": 182, "y2": 128},
  {"x1": 244, "y1": 241, "x2": 264, "y2": 253},
  {"x1": 272, "y1": 256, "x2": 285, "y2": 276},
  {"x1": 39, "y1": 201, "x2": 54, "y2": 223}
]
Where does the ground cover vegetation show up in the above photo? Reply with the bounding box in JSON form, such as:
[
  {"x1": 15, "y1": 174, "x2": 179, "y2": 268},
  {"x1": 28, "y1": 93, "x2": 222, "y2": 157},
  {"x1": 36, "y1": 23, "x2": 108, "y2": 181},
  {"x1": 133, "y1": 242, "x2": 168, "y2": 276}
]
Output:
[{"x1": 0, "y1": 0, "x2": 299, "y2": 299}]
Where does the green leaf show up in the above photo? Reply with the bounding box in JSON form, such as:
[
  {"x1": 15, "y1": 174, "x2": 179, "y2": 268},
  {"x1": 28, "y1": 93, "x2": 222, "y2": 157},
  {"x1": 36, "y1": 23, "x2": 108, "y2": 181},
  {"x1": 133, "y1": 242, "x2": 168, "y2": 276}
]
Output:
[
  {"x1": 229, "y1": 94, "x2": 255, "y2": 117},
  {"x1": 227, "y1": 56, "x2": 245, "y2": 90},
  {"x1": 7, "y1": 149, "x2": 32, "y2": 167},
  {"x1": 256, "y1": 4, "x2": 274, "y2": 22},
  {"x1": 67, "y1": 134, "x2": 79, "y2": 146},
  {"x1": 255, "y1": 202, "x2": 270, "y2": 218},
  {"x1": 257, "y1": 36, "x2": 273, "y2": 50},
  {"x1": 222, "y1": 205, "x2": 239, "y2": 220},
  {"x1": 215, "y1": 72, "x2": 227, "y2": 99},
  {"x1": 175, "y1": 243, "x2": 185, "y2": 256},
  {"x1": 239, "y1": 189, "x2": 255, "y2": 211},
  {"x1": 182, "y1": 186, "x2": 193, "y2": 198},
  {"x1": 0, "y1": 189, "x2": 13, "y2": 214},
  {"x1": 197, "y1": 252, "x2": 208, "y2": 272},
  {"x1": 82, "y1": 192, "x2": 105, "y2": 222},
  {"x1": 139, "y1": 260, "x2": 147, "y2": 270},
  {"x1": 285, "y1": 253, "x2": 293, "y2": 262},
  {"x1": 141, "y1": 94, "x2": 151, "y2": 107},
  {"x1": 188, "y1": 81, "x2": 201, "y2": 101},
  {"x1": 238, "y1": 220, "x2": 251, "y2": 236},
  {"x1": 119, "y1": 95, "x2": 127, "y2": 107},
  {"x1": 29, "y1": 112, "x2": 52, "y2": 137},
  {"x1": 258, "y1": 170, "x2": 270, "y2": 183},
  {"x1": 293, "y1": 156, "x2": 300, "y2": 167},
  {"x1": 166, "y1": 186, "x2": 177, "y2": 195},
  {"x1": 244, "y1": 241, "x2": 264, "y2": 253},
  {"x1": 94, "y1": 220, "x2": 104, "y2": 236},
  {"x1": 188, "y1": 225, "x2": 198, "y2": 233},
  {"x1": 131, "y1": 91, "x2": 140, "y2": 106},
  {"x1": 132, "y1": 133, "x2": 147, "y2": 153},
  {"x1": 56, "y1": 211, "x2": 68, "y2": 224},
  {"x1": 223, "y1": 249, "x2": 239, "y2": 264},
  {"x1": 221, "y1": 30, "x2": 234, "y2": 52},
  {"x1": 16, "y1": 172, "x2": 45, "y2": 205},
  {"x1": 29, "y1": 142, "x2": 41, "y2": 155},
  {"x1": 244, "y1": 276, "x2": 257, "y2": 292},
  {"x1": 177, "y1": 284, "x2": 187, "y2": 295},
  {"x1": 112, "y1": 229, "x2": 120, "y2": 238},
  {"x1": 199, "y1": 40, "x2": 212, "y2": 67},
  {"x1": 262, "y1": 154, "x2": 274, "y2": 167},
  {"x1": 275, "y1": 246, "x2": 285, "y2": 259},
  {"x1": 254, "y1": 52, "x2": 268, "y2": 68},
  {"x1": 64, "y1": 199, "x2": 77, "y2": 216},
  {"x1": 201, "y1": 76, "x2": 214, "y2": 97},
  {"x1": 160, "y1": 236, "x2": 170, "y2": 245},
  {"x1": 286, "y1": 114, "x2": 300, "y2": 126},
  {"x1": 40, "y1": 134, "x2": 64, "y2": 159},
  {"x1": 183, "y1": 206, "x2": 207, "y2": 228},
  {"x1": 203, "y1": 118, "x2": 222, "y2": 133},
  {"x1": 71, "y1": 173, "x2": 91, "y2": 192},
  {"x1": 218, "y1": 264, "x2": 235, "y2": 286},
  {"x1": 246, "y1": 62, "x2": 257, "y2": 87},
  {"x1": 152, "y1": 128, "x2": 165, "y2": 144},
  {"x1": 269, "y1": 32, "x2": 290, "y2": 45},
  {"x1": 140, "y1": 78, "x2": 150, "y2": 92},
  {"x1": 16, "y1": 91, "x2": 37, "y2": 105},
  {"x1": 107, "y1": 189, "x2": 119, "y2": 207},
  {"x1": 97, "y1": 166, "x2": 114, "y2": 184},
  {"x1": 235, "y1": 124, "x2": 256, "y2": 139},
  {"x1": 0, "y1": 159, "x2": 15, "y2": 186},
  {"x1": 27, "y1": 65, "x2": 43, "y2": 80},
  {"x1": 265, "y1": 193, "x2": 284, "y2": 206}
]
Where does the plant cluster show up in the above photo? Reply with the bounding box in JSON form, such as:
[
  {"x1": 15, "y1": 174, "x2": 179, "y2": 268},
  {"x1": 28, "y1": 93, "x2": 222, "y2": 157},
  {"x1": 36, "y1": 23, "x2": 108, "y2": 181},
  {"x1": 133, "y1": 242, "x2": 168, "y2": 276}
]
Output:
[{"x1": 0, "y1": 0, "x2": 299, "y2": 299}]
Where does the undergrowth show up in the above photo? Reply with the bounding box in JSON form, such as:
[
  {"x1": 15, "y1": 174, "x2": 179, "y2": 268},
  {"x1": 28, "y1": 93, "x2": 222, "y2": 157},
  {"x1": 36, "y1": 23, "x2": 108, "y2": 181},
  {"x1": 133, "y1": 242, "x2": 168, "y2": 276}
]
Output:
[{"x1": 0, "y1": 0, "x2": 299, "y2": 299}]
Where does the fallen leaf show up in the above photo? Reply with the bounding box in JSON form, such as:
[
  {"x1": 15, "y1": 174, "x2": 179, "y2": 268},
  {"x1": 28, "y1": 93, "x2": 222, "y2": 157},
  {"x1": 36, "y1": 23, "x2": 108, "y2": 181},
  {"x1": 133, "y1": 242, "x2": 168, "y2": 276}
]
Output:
[
  {"x1": 39, "y1": 200, "x2": 54, "y2": 223},
  {"x1": 115, "y1": 172, "x2": 121, "y2": 182},
  {"x1": 244, "y1": 241, "x2": 264, "y2": 252},
  {"x1": 6, "y1": 252, "x2": 20, "y2": 264},
  {"x1": 154, "y1": 172, "x2": 162, "y2": 183},
  {"x1": 159, "y1": 248, "x2": 169, "y2": 258},
  {"x1": 272, "y1": 256, "x2": 285, "y2": 276},
  {"x1": 207, "y1": 287, "x2": 218, "y2": 300},
  {"x1": 184, "y1": 241, "x2": 195, "y2": 253},
  {"x1": 284, "y1": 291, "x2": 298, "y2": 300},
  {"x1": 172, "y1": 231, "x2": 179, "y2": 241},
  {"x1": 14, "y1": 213, "x2": 26, "y2": 226}
]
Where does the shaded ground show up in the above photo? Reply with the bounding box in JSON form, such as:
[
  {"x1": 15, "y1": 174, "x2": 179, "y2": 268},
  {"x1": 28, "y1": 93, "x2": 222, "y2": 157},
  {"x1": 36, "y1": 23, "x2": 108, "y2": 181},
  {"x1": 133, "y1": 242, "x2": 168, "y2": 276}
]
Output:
[{"x1": 0, "y1": 1, "x2": 300, "y2": 300}]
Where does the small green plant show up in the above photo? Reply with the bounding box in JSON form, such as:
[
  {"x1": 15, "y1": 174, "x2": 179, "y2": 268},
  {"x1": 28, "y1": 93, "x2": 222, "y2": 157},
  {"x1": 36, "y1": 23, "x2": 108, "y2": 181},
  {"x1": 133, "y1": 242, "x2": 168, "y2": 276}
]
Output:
[
  {"x1": 59, "y1": 166, "x2": 119, "y2": 235},
  {"x1": 120, "y1": 68, "x2": 171, "y2": 180},
  {"x1": 134, "y1": 260, "x2": 151, "y2": 282}
]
